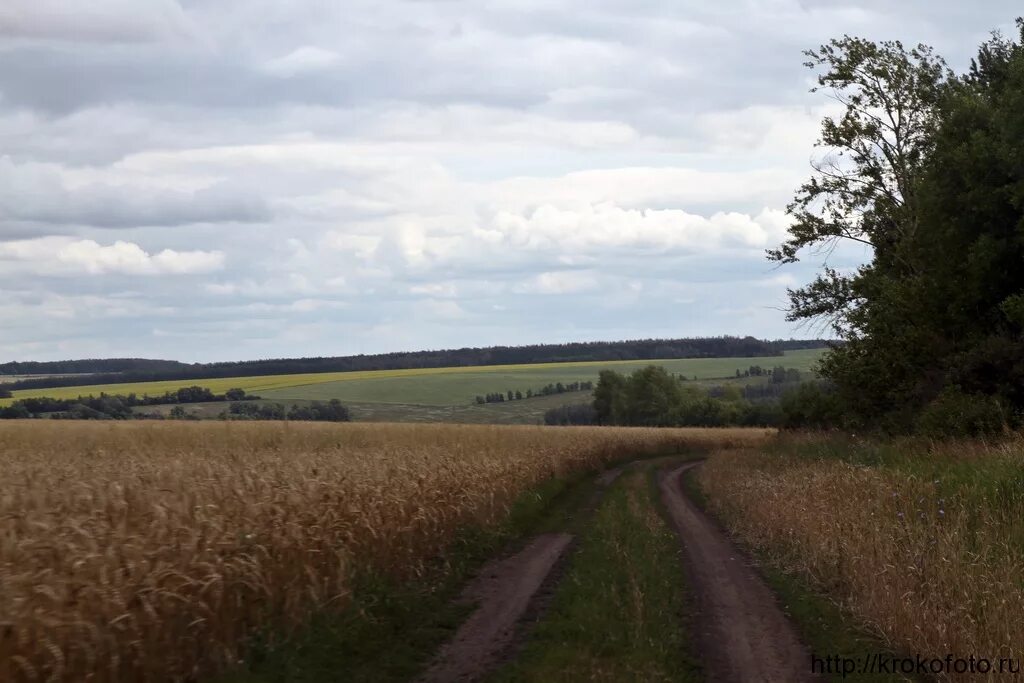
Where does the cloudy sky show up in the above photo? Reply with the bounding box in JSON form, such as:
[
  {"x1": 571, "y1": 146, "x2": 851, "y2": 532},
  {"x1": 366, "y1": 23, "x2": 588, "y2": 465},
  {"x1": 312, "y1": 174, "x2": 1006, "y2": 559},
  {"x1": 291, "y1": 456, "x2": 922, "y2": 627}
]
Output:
[{"x1": 0, "y1": 1, "x2": 1018, "y2": 362}]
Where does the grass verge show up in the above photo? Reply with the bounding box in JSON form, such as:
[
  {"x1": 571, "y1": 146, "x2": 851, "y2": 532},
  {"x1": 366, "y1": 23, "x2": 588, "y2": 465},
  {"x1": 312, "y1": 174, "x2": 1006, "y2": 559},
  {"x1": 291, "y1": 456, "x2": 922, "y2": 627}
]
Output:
[{"x1": 491, "y1": 463, "x2": 700, "y2": 683}]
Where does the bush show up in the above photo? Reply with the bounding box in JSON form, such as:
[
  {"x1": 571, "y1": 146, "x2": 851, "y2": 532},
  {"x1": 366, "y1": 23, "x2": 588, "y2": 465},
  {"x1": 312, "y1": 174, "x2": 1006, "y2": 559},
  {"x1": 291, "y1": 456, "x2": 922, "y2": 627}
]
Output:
[
  {"x1": 287, "y1": 399, "x2": 351, "y2": 422},
  {"x1": 225, "y1": 388, "x2": 248, "y2": 401},
  {"x1": 780, "y1": 382, "x2": 844, "y2": 429},
  {"x1": 916, "y1": 387, "x2": 1006, "y2": 438},
  {"x1": 0, "y1": 403, "x2": 31, "y2": 419}
]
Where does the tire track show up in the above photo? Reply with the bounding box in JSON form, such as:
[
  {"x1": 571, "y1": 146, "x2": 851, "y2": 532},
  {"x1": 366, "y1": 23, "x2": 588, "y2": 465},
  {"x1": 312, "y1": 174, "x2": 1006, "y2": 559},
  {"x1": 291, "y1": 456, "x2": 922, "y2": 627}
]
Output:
[
  {"x1": 417, "y1": 462, "x2": 629, "y2": 683},
  {"x1": 659, "y1": 461, "x2": 819, "y2": 682}
]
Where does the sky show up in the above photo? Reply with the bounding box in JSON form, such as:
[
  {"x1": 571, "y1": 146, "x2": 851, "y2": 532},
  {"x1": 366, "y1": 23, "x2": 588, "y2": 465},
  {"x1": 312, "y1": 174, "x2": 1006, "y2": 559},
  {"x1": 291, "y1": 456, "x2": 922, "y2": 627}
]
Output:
[{"x1": 0, "y1": 1, "x2": 1019, "y2": 362}]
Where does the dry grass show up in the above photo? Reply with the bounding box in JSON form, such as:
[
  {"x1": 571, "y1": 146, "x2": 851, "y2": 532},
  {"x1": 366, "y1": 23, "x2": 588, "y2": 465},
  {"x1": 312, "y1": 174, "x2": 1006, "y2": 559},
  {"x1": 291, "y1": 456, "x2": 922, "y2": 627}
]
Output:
[
  {"x1": 0, "y1": 421, "x2": 768, "y2": 682},
  {"x1": 699, "y1": 435, "x2": 1024, "y2": 678}
]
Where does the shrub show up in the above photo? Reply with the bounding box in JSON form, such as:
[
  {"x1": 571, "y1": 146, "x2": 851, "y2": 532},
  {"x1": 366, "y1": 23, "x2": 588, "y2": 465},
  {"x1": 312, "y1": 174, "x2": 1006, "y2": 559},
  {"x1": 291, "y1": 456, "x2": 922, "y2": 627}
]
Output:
[
  {"x1": 916, "y1": 387, "x2": 1006, "y2": 438},
  {"x1": 779, "y1": 381, "x2": 843, "y2": 429},
  {"x1": 543, "y1": 403, "x2": 598, "y2": 425}
]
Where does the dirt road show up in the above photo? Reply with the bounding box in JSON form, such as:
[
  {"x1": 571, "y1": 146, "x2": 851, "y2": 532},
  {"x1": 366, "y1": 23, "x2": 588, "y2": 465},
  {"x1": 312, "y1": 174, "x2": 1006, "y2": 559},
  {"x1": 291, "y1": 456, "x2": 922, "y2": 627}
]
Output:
[
  {"x1": 659, "y1": 461, "x2": 819, "y2": 682},
  {"x1": 417, "y1": 532, "x2": 573, "y2": 683},
  {"x1": 420, "y1": 458, "x2": 818, "y2": 682}
]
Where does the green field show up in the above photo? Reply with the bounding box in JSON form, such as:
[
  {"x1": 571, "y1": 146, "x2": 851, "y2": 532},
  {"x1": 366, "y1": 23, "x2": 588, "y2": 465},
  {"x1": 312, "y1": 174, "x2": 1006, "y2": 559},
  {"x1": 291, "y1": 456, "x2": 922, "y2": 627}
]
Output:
[
  {"x1": 1, "y1": 349, "x2": 822, "y2": 410},
  {"x1": 258, "y1": 352, "x2": 820, "y2": 406},
  {"x1": 141, "y1": 391, "x2": 597, "y2": 424}
]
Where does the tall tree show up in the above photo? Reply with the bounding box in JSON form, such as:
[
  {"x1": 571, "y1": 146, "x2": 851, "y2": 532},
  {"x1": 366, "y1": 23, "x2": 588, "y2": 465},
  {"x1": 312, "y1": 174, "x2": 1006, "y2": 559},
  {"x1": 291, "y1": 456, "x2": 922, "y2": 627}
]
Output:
[
  {"x1": 593, "y1": 370, "x2": 626, "y2": 425},
  {"x1": 769, "y1": 36, "x2": 951, "y2": 332},
  {"x1": 909, "y1": 21, "x2": 1024, "y2": 414},
  {"x1": 775, "y1": 21, "x2": 1024, "y2": 432}
]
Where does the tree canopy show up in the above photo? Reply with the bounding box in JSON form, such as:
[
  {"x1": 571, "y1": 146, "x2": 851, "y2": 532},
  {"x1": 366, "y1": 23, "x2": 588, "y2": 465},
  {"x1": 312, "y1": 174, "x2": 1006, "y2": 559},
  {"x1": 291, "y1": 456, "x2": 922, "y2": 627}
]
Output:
[{"x1": 775, "y1": 20, "x2": 1024, "y2": 434}]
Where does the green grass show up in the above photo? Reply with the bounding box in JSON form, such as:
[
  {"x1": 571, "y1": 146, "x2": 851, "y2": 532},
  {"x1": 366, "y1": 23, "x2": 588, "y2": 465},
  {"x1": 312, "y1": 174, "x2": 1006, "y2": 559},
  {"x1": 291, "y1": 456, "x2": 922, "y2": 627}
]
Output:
[
  {"x1": 134, "y1": 392, "x2": 594, "y2": 425},
  {"x1": 2, "y1": 349, "x2": 823, "y2": 408},
  {"x1": 491, "y1": 464, "x2": 701, "y2": 683},
  {"x1": 259, "y1": 351, "x2": 821, "y2": 406},
  {"x1": 343, "y1": 392, "x2": 594, "y2": 424}
]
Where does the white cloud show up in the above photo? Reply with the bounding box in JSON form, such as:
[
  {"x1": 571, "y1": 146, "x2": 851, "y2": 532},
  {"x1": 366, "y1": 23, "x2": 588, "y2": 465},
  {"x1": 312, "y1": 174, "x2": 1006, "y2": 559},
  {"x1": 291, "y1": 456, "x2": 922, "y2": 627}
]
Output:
[
  {"x1": 323, "y1": 232, "x2": 383, "y2": 259},
  {"x1": 486, "y1": 204, "x2": 791, "y2": 253},
  {"x1": 421, "y1": 299, "x2": 468, "y2": 320},
  {"x1": 514, "y1": 271, "x2": 600, "y2": 295},
  {"x1": 410, "y1": 282, "x2": 459, "y2": 298},
  {"x1": 264, "y1": 46, "x2": 342, "y2": 77},
  {"x1": 0, "y1": 237, "x2": 224, "y2": 275},
  {"x1": 486, "y1": 167, "x2": 801, "y2": 212}
]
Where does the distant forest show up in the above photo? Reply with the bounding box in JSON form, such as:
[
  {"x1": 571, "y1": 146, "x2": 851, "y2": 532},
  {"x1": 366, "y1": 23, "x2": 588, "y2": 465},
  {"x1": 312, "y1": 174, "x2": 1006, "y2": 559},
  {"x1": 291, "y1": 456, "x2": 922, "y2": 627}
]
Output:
[{"x1": 1, "y1": 336, "x2": 830, "y2": 391}]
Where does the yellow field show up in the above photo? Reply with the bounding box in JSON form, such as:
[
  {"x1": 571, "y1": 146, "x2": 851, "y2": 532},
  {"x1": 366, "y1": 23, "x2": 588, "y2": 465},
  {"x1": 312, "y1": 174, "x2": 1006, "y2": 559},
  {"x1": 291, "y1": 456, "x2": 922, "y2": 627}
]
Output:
[
  {"x1": 0, "y1": 421, "x2": 771, "y2": 682},
  {"x1": 1, "y1": 365, "x2": 500, "y2": 403}
]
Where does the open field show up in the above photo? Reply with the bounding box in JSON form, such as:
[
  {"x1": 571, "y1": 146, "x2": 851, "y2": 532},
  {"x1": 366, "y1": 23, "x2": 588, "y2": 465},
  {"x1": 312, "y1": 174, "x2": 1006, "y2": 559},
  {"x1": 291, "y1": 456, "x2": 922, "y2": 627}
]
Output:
[
  {"x1": 0, "y1": 349, "x2": 822, "y2": 408},
  {"x1": 698, "y1": 435, "x2": 1024, "y2": 678},
  {"x1": 0, "y1": 421, "x2": 771, "y2": 683}
]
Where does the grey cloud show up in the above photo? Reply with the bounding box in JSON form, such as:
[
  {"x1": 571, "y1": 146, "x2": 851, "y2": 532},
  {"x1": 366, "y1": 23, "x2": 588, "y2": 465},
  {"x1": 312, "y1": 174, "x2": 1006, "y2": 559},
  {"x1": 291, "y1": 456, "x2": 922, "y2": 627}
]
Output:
[
  {"x1": 0, "y1": 1, "x2": 1021, "y2": 361},
  {"x1": 1, "y1": 2, "x2": 1015, "y2": 129},
  {"x1": 0, "y1": 160, "x2": 270, "y2": 232},
  {"x1": 0, "y1": 0, "x2": 195, "y2": 44}
]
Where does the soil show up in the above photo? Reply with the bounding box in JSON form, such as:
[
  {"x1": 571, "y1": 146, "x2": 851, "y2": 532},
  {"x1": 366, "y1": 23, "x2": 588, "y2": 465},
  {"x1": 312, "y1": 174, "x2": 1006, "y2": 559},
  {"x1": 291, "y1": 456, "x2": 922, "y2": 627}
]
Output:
[
  {"x1": 418, "y1": 462, "x2": 632, "y2": 682},
  {"x1": 416, "y1": 532, "x2": 573, "y2": 683},
  {"x1": 595, "y1": 465, "x2": 624, "y2": 486},
  {"x1": 659, "y1": 461, "x2": 819, "y2": 683}
]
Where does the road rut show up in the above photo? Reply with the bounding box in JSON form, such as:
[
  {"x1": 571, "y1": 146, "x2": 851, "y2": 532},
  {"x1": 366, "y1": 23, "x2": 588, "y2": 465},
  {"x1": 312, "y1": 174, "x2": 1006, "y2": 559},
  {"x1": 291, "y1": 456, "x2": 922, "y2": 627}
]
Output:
[
  {"x1": 417, "y1": 532, "x2": 573, "y2": 682},
  {"x1": 659, "y1": 461, "x2": 819, "y2": 683}
]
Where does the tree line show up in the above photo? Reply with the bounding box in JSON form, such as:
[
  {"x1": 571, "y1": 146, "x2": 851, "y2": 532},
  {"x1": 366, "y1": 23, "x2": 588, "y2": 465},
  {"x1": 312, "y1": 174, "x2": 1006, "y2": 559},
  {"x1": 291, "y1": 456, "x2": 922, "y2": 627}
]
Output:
[
  {"x1": 771, "y1": 19, "x2": 1024, "y2": 436},
  {"x1": 0, "y1": 358, "x2": 188, "y2": 376},
  {"x1": 219, "y1": 399, "x2": 350, "y2": 422},
  {"x1": 1, "y1": 336, "x2": 828, "y2": 392},
  {"x1": 475, "y1": 381, "x2": 594, "y2": 404},
  {"x1": 0, "y1": 386, "x2": 261, "y2": 419},
  {"x1": 544, "y1": 366, "x2": 805, "y2": 427}
]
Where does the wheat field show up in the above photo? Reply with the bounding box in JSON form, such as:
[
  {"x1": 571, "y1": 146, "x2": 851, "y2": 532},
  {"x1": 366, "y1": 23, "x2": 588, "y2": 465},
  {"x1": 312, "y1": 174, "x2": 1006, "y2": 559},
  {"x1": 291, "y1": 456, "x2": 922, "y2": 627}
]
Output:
[
  {"x1": 699, "y1": 436, "x2": 1024, "y2": 678},
  {"x1": 0, "y1": 421, "x2": 769, "y2": 682}
]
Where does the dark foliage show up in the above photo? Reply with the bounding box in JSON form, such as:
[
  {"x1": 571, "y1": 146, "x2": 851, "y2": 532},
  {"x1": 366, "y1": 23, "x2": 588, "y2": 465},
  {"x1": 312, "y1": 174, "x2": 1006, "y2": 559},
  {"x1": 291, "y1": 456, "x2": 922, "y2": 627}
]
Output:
[
  {"x1": 770, "y1": 20, "x2": 1024, "y2": 436},
  {"x1": 589, "y1": 366, "x2": 795, "y2": 428},
  {"x1": 475, "y1": 380, "x2": 593, "y2": 405},
  {"x1": 0, "y1": 358, "x2": 189, "y2": 376},
  {"x1": 0, "y1": 387, "x2": 259, "y2": 420},
  {"x1": 222, "y1": 399, "x2": 350, "y2": 422},
  {"x1": 778, "y1": 382, "x2": 845, "y2": 429},
  {"x1": 543, "y1": 403, "x2": 599, "y2": 426}
]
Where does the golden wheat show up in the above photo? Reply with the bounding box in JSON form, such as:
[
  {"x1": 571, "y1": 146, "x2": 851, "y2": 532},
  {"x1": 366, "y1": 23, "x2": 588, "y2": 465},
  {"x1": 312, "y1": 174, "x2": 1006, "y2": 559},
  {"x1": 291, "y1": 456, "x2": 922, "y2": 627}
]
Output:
[
  {"x1": 700, "y1": 437, "x2": 1024, "y2": 681},
  {"x1": 0, "y1": 421, "x2": 769, "y2": 682}
]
